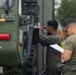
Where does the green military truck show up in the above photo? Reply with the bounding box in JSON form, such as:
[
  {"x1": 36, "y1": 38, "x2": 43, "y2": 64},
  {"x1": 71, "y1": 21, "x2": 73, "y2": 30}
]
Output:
[{"x1": 0, "y1": 0, "x2": 53, "y2": 75}]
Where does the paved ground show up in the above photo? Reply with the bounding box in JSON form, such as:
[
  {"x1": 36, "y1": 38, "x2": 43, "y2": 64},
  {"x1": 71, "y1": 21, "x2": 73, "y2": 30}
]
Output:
[{"x1": 0, "y1": 67, "x2": 3, "y2": 73}]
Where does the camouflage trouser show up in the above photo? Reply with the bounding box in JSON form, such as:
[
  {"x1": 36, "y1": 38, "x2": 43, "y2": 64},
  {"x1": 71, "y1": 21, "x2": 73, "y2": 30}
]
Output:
[
  {"x1": 62, "y1": 71, "x2": 76, "y2": 75},
  {"x1": 57, "y1": 62, "x2": 76, "y2": 75},
  {"x1": 45, "y1": 55, "x2": 61, "y2": 75},
  {"x1": 62, "y1": 64, "x2": 76, "y2": 75}
]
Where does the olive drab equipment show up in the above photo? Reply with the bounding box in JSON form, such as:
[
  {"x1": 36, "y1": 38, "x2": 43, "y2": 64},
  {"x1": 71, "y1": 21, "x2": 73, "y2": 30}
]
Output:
[{"x1": 0, "y1": 0, "x2": 53, "y2": 75}]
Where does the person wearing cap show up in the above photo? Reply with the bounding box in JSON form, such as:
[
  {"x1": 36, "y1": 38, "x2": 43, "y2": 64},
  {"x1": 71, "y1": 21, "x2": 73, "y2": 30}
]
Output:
[
  {"x1": 61, "y1": 18, "x2": 76, "y2": 75},
  {"x1": 38, "y1": 20, "x2": 61, "y2": 75}
]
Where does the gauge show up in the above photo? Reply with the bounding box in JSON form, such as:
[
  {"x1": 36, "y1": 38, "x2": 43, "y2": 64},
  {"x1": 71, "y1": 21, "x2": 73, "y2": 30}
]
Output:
[
  {"x1": 0, "y1": 0, "x2": 15, "y2": 8},
  {"x1": 0, "y1": 0, "x2": 5, "y2": 7}
]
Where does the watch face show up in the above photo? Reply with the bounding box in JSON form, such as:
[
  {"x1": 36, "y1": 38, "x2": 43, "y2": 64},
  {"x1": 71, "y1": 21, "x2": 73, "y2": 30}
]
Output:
[
  {"x1": 0, "y1": 0, "x2": 15, "y2": 8},
  {"x1": 0, "y1": 0, "x2": 5, "y2": 7}
]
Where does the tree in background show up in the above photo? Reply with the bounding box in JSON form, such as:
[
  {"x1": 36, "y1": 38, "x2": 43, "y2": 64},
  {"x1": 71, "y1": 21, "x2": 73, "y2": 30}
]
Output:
[{"x1": 56, "y1": 0, "x2": 76, "y2": 27}]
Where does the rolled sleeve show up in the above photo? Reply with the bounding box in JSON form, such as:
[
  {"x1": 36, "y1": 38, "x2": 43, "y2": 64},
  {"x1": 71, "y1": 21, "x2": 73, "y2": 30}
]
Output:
[{"x1": 64, "y1": 37, "x2": 73, "y2": 51}]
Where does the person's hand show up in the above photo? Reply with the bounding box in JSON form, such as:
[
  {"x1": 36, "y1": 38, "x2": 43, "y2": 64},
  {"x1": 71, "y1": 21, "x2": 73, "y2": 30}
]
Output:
[
  {"x1": 57, "y1": 29, "x2": 62, "y2": 33},
  {"x1": 38, "y1": 25, "x2": 43, "y2": 29}
]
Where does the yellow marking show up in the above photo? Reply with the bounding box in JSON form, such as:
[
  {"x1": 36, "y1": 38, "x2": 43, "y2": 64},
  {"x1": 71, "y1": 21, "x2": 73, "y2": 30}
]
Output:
[
  {"x1": 18, "y1": 46, "x2": 21, "y2": 51},
  {"x1": 0, "y1": 19, "x2": 5, "y2": 22}
]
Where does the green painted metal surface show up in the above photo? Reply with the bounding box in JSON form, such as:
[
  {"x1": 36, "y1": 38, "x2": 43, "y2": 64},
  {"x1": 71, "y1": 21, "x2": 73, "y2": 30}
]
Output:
[
  {"x1": 0, "y1": 0, "x2": 54, "y2": 75},
  {"x1": 44, "y1": 0, "x2": 53, "y2": 27},
  {"x1": 0, "y1": 0, "x2": 20, "y2": 65}
]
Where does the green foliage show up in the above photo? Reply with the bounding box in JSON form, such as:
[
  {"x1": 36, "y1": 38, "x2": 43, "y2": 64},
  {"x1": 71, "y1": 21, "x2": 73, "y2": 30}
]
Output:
[{"x1": 56, "y1": 0, "x2": 76, "y2": 26}]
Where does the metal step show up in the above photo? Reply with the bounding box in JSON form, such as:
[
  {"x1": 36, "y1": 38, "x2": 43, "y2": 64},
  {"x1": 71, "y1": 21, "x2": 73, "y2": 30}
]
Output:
[{"x1": 39, "y1": 71, "x2": 45, "y2": 75}]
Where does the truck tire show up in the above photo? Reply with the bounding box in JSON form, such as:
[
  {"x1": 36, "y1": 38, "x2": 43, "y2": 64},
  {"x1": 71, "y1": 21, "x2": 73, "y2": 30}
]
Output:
[{"x1": 26, "y1": 45, "x2": 37, "y2": 75}]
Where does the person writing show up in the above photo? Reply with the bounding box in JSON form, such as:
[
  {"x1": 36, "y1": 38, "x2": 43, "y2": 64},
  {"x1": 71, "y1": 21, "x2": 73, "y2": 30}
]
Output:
[{"x1": 61, "y1": 18, "x2": 76, "y2": 75}]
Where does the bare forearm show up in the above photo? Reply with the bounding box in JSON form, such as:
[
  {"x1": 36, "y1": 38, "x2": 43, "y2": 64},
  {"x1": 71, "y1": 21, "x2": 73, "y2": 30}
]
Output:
[{"x1": 61, "y1": 50, "x2": 72, "y2": 61}]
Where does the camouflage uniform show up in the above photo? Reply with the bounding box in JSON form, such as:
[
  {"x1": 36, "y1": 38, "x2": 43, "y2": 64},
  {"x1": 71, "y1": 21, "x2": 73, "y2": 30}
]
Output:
[
  {"x1": 39, "y1": 29, "x2": 61, "y2": 75},
  {"x1": 61, "y1": 35, "x2": 76, "y2": 75}
]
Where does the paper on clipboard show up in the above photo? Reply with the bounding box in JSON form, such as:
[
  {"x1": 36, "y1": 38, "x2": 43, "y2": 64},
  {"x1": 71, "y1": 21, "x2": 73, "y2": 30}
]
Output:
[{"x1": 50, "y1": 44, "x2": 64, "y2": 53}]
